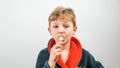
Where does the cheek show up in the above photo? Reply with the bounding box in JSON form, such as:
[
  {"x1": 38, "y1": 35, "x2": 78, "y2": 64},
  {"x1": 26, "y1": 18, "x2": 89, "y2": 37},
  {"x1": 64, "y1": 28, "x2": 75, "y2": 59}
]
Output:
[
  {"x1": 51, "y1": 29, "x2": 58, "y2": 36},
  {"x1": 66, "y1": 32, "x2": 72, "y2": 36},
  {"x1": 65, "y1": 31, "x2": 73, "y2": 40},
  {"x1": 66, "y1": 29, "x2": 74, "y2": 35}
]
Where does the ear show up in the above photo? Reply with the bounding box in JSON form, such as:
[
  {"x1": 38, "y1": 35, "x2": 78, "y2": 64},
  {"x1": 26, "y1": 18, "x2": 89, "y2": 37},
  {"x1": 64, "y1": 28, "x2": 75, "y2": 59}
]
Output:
[
  {"x1": 48, "y1": 27, "x2": 52, "y2": 36},
  {"x1": 72, "y1": 26, "x2": 77, "y2": 35}
]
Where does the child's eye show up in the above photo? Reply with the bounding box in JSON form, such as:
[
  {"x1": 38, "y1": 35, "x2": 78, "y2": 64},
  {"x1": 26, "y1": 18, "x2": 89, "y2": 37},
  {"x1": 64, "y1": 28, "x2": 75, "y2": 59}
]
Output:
[
  {"x1": 64, "y1": 25, "x2": 69, "y2": 28},
  {"x1": 53, "y1": 25, "x2": 58, "y2": 28}
]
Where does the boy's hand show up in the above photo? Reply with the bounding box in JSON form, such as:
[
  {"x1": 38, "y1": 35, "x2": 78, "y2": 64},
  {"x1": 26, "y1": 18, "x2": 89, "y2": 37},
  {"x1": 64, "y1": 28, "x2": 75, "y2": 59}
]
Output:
[{"x1": 48, "y1": 43, "x2": 62, "y2": 68}]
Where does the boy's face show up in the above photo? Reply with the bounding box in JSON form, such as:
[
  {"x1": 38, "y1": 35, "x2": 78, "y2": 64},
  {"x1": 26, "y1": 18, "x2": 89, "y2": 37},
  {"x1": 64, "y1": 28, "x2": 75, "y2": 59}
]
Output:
[{"x1": 48, "y1": 19, "x2": 77, "y2": 45}]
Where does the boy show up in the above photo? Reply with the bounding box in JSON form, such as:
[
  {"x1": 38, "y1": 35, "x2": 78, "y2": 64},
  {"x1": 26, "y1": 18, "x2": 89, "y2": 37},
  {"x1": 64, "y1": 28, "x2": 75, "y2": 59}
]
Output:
[{"x1": 36, "y1": 6, "x2": 104, "y2": 68}]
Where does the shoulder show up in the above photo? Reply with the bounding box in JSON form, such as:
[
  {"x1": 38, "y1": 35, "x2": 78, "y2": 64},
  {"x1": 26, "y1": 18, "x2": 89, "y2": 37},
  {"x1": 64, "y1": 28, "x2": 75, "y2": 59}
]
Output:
[
  {"x1": 37, "y1": 47, "x2": 49, "y2": 61},
  {"x1": 79, "y1": 48, "x2": 90, "y2": 65},
  {"x1": 78, "y1": 48, "x2": 104, "y2": 68},
  {"x1": 36, "y1": 48, "x2": 50, "y2": 68},
  {"x1": 38, "y1": 48, "x2": 49, "y2": 56},
  {"x1": 36, "y1": 48, "x2": 49, "y2": 64},
  {"x1": 82, "y1": 48, "x2": 92, "y2": 58},
  {"x1": 39, "y1": 48, "x2": 48, "y2": 53}
]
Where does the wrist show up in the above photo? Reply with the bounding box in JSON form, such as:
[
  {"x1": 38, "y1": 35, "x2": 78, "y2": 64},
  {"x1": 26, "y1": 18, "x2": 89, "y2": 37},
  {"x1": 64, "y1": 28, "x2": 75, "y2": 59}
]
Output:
[{"x1": 48, "y1": 60, "x2": 56, "y2": 68}]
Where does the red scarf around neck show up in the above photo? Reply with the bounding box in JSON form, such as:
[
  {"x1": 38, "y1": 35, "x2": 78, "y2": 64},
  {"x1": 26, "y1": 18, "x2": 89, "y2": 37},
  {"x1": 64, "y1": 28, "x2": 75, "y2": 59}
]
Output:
[{"x1": 48, "y1": 36, "x2": 82, "y2": 68}]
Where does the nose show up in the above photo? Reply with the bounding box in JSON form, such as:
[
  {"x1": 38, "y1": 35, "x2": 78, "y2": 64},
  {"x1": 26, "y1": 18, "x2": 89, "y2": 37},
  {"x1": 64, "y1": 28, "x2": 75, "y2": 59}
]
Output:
[{"x1": 58, "y1": 26, "x2": 65, "y2": 34}]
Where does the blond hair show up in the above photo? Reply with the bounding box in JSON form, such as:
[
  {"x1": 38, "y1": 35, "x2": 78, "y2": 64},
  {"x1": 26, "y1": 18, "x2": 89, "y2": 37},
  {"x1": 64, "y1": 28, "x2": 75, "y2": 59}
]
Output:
[{"x1": 48, "y1": 6, "x2": 76, "y2": 27}]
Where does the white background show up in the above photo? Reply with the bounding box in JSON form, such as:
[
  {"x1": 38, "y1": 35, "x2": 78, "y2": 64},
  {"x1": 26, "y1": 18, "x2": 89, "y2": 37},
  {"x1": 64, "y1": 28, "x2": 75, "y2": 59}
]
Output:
[{"x1": 0, "y1": 0, "x2": 120, "y2": 68}]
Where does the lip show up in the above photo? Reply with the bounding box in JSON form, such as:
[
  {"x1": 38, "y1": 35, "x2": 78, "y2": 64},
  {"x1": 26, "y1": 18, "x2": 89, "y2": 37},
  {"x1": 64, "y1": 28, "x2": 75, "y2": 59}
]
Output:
[{"x1": 58, "y1": 35, "x2": 64, "y2": 39}]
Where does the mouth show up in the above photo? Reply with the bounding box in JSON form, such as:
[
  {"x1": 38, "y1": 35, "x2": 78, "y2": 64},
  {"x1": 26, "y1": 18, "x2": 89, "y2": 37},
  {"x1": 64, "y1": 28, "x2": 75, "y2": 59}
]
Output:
[
  {"x1": 58, "y1": 35, "x2": 64, "y2": 42},
  {"x1": 59, "y1": 36, "x2": 64, "y2": 42}
]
